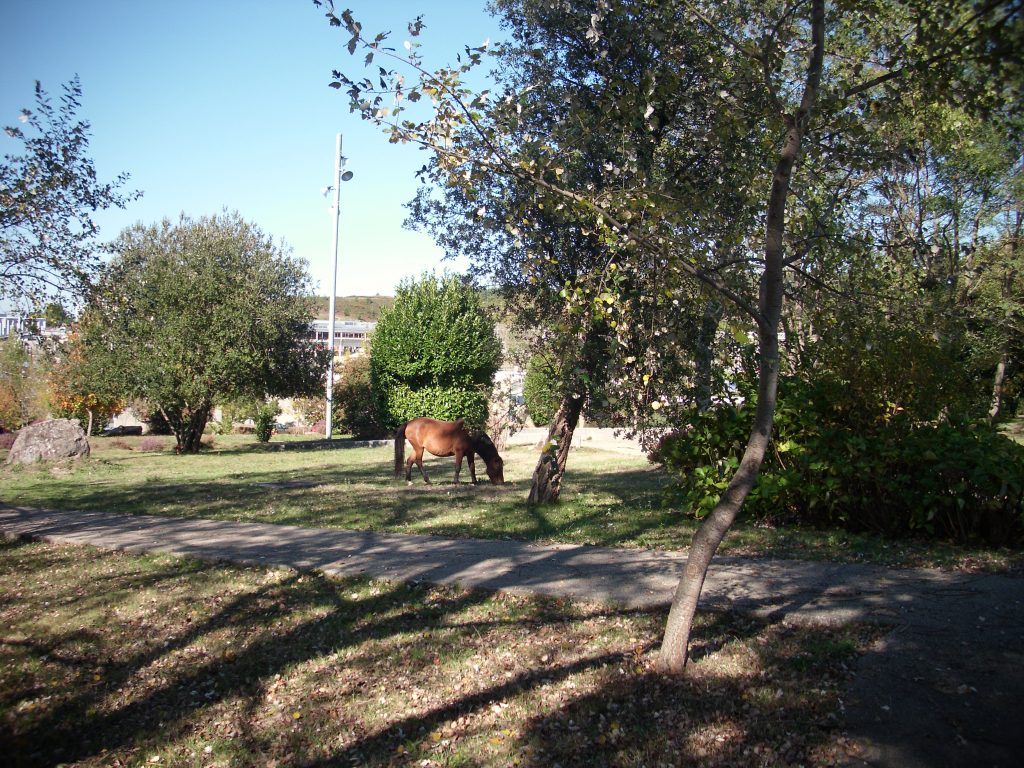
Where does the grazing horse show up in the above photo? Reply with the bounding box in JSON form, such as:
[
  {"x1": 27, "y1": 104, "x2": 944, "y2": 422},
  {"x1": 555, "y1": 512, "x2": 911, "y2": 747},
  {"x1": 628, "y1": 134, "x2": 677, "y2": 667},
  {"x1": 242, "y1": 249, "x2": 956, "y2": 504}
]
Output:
[{"x1": 394, "y1": 417, "x2": 504, "y2": 485}]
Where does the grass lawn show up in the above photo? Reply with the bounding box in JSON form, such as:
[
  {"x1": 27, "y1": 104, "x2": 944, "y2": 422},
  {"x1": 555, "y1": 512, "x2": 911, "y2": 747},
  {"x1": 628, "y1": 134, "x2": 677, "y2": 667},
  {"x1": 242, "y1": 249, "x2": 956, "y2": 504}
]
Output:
[
  {"x1": 0, "y1": 538, "x2": 878, "y2": 767},
  {"x1": 1, "y1": 433, "x2": 1020, "y2": 572}
]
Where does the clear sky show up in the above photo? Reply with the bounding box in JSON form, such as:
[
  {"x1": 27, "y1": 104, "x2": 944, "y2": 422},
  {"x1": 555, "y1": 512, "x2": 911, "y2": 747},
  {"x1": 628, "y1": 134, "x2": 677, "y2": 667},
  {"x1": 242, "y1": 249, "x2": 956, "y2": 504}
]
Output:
[{"x1": 0, "y1": 0, "x2": 504, "y2": 301}]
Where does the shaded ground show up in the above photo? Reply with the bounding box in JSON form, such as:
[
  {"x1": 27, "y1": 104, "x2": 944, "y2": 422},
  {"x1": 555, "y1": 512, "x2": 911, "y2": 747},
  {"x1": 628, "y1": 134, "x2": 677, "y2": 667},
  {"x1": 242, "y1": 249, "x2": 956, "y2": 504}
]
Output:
[{"x1": 2, "y1": 504, "x2": 1023, "y2": 766}]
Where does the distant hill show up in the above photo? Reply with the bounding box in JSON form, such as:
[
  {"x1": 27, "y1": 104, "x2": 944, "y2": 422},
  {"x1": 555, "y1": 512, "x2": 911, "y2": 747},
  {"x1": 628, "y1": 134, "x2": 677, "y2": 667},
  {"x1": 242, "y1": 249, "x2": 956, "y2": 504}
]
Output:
[{"x1": 313, "y1": 295, "x2": 395, "y2": 321}]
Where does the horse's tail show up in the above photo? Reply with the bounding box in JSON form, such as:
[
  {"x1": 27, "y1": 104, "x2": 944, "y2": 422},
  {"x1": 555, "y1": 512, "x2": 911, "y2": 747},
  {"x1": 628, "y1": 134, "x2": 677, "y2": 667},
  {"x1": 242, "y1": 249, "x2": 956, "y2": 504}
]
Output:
[{"x1": 394, "y1": 422, "x2": 407, "y2": 478}]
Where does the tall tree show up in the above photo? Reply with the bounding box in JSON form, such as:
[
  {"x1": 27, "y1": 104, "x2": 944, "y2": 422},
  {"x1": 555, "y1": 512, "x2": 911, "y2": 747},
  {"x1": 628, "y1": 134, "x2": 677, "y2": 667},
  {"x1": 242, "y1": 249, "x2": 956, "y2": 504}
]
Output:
[
  {"x1": 78, "y1": 212, "x2": 329, "y2": 453},
  {"x1": 319, "y1": 0, "x2": 1022, "y2": 669},
  {"x1": 1, "y1": 78, "x2": 140, "y2": 305}
]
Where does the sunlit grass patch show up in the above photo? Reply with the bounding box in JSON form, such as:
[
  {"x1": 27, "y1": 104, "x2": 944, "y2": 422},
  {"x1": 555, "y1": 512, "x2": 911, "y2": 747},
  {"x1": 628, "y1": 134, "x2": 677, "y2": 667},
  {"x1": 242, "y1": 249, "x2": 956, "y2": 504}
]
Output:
[{"x1": 2, "y1": 434, "x2": 1020, "y2": 572}]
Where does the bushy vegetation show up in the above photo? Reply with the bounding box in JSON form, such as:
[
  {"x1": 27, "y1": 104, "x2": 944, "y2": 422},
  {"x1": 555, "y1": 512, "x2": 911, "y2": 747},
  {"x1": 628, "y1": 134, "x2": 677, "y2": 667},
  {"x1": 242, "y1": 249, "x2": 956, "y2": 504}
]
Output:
[
  {"x1": 655, "y1": 376, "x2": 1024, "y2": 546},
  {"x1": 371, "y1": 274, "x2": 502, "y2": 430},
  {"x1": 331, "y1": 354, "x2": 387, "y2": 439},
  {"x1": 253, "y1": 400, "x2": 280, "y2": 443},
  {"x1": 0, "y1": 338, "x2": 49, "y2": 431},
  {"x1": 75, "y1": 212, "x2": 329, "y2": 453}
]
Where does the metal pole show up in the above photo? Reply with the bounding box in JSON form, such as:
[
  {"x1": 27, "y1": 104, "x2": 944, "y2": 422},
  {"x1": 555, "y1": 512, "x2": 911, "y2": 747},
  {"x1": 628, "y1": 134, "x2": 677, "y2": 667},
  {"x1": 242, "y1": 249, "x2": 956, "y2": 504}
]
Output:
[{"x1": 325, "y1": 133, "x2": 343, "y2": 439}]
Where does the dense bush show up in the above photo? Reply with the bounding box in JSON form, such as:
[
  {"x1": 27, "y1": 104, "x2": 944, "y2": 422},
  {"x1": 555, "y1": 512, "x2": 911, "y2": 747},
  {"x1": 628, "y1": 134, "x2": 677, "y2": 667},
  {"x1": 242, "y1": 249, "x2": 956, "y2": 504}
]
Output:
[
  {"x1": 380, "y1": 383, "x2": 489, "y2": 428},
  {"x1": 655, "y1": 378, "x2": 1024, "y2": 545},
  {"x1": 371, "y1": 273, "x2": 501, "y2": 430},
  {"x1": 332, "y1": 355, "x2": 388, "y2": 439}
]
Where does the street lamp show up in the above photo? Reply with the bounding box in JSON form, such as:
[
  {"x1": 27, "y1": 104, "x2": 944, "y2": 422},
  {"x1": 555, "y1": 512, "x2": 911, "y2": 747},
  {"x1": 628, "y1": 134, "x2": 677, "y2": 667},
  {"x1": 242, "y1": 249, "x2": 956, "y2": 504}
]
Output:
[{"x1": 325, "y1": 133, "x2": 353, "y2": 439}]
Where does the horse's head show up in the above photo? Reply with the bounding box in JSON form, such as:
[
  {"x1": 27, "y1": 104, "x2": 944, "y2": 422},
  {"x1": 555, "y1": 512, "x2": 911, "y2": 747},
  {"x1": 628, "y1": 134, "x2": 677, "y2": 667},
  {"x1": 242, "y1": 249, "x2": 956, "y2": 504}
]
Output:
[
  {"x1": 474, "y1": 433, "x2": 505, "y2": 485},
  {"x1": 485, "y1": 454, "x2": 505, "y2": 485}
]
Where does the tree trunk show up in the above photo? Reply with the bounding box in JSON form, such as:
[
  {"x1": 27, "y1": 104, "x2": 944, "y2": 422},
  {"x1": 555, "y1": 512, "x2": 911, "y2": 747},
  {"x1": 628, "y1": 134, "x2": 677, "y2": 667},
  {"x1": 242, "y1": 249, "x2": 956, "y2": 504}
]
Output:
[
  {"x1": 164, "y1": 404, "x2": 212, "y2": 454},
  {"x1": 527, "y1": 393, "x2": 584, "y2": 505},
  {"x1": 988, "y1": 352, "x2": 1008, "y2": 423},
  {"x1": 86, "y1": 408, "x2": 94, "y2": 437},
  {"x1": 657, "y1": 0, "x2": 825, "y2": 673}
]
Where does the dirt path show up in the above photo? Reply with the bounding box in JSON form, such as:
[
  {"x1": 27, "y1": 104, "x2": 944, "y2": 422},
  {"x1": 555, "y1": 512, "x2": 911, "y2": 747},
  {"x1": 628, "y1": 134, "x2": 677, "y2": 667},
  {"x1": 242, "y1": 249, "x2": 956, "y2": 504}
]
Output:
[{"x1": 2, "y1": 503, "x2": 1021, "y2": 766}]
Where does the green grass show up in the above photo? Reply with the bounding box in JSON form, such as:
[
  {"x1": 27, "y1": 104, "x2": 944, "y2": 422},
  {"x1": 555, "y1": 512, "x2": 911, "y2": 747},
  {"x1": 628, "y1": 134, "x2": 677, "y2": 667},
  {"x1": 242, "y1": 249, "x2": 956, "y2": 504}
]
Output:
[
  {"x1": 1, "y1": 433, "x2": 1020, "y2": 572},
  {"x1": 1, "y1": 538, "x2": 879, "y2": 767}
]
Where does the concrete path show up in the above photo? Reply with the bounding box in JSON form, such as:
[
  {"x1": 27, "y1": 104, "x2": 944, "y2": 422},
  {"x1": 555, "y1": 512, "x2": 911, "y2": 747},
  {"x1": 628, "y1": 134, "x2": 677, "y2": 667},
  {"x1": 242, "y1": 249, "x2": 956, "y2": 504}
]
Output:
[{"x1": 2, "y1": 504, "x2": 1022, "y2": 767}]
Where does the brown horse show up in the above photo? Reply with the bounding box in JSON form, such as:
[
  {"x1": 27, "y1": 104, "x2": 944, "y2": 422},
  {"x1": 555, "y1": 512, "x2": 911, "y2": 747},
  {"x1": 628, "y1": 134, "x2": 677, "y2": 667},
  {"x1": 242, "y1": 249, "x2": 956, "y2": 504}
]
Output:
[{"x1": 394, "y1": 417, "x2": 504, "y2": 485}]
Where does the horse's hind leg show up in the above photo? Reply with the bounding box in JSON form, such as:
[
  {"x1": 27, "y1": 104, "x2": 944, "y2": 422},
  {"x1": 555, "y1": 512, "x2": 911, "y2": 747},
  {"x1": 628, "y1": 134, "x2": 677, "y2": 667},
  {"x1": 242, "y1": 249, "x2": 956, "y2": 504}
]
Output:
[{"x1": 412, "y1": 446, "x2": 431, "y2": 484}]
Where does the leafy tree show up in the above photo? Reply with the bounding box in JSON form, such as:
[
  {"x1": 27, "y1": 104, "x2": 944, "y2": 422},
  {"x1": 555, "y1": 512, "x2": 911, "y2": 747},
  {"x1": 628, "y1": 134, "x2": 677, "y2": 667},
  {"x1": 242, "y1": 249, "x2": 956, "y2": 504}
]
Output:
[
  {"x1": 371, "y1": 273, "x2": 501, "y2": 430},
  {"x1": 48, "y1": 330, "x2": 122, "y2": 435},
  {"x1": 43, "y1": 302, "x2": 72, "y2": 328},
  {"x1": 1, "y1": 78, "x2": 140, "y2": 305},
  {"x1": 78, "y1": 212, "x2": 329, "y2": 453},
  {"x1": 320, "y1": 0, "x2": 1021, "y2": 671}
]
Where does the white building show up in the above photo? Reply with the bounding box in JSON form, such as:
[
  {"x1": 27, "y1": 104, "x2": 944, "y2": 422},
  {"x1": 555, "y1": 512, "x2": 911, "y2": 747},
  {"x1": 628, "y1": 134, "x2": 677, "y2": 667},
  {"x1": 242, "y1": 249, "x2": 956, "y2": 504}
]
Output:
[{"x1": 309, "y1": 319, "x2": 375, "y2": 355}]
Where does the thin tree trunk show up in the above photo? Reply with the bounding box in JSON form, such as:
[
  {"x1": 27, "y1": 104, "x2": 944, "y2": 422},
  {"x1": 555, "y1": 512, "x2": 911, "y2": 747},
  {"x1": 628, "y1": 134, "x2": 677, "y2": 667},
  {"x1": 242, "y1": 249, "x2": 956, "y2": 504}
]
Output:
[
  {"x1": 86, "y1": 408, "x2": 94, "y2": 437},
  {"x1": 988, "y1": 352, "x2": 1007, "y2": 423},
  {"x1": 527, "y1": 321, "x2": 608, "y2": 505},
  {"x1": 657, "y1": 0, "x2": 825, "y2": 674},
  {"x1": 527, "y1": 393, "x2": 584, "y2": 505}
]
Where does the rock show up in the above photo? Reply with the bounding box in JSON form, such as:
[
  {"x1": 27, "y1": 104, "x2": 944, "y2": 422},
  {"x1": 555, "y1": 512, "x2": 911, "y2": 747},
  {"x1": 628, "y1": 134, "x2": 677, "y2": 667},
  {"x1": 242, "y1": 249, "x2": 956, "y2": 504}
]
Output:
[{"x1": 5, "y1": 419, "x2": 91, "y2": 465}]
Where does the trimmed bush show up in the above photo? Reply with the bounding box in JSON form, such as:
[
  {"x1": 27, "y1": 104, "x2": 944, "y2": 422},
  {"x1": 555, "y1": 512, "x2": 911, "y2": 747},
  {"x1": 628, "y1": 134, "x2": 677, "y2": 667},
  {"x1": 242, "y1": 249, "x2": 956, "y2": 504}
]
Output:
[{"x1": 371, "y1": 273, "x2": 501, "y2": 431}]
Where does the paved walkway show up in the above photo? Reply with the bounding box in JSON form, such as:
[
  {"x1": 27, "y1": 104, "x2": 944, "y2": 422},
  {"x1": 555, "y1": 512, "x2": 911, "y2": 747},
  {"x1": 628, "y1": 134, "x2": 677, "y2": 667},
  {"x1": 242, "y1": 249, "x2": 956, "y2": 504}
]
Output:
[{"x1": 2, "y1": 504, "x2": 1022, "y2": 767}]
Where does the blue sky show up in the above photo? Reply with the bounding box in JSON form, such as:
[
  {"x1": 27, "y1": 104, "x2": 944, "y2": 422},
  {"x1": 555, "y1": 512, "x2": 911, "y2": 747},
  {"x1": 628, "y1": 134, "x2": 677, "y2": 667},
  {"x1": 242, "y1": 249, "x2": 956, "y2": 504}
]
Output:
[{"x1": 0, "y1": 0, "x2": 504, "y2": 301}]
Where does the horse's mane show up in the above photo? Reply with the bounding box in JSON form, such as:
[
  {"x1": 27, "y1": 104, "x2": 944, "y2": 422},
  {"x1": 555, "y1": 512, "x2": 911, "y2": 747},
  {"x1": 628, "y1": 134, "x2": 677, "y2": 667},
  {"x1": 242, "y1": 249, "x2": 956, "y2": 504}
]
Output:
[{"x1": 472, "y1": 432, "x2": 498, "y2": 462}]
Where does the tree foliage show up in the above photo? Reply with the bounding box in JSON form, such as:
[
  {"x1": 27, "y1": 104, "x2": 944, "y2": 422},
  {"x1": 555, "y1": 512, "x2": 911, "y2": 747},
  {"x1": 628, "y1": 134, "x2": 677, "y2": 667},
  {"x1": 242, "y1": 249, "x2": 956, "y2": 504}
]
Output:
[
  {"x1": 522, "y1": 352, "x2": 562, "y2": 427},
  {"x1": 1, "y1": 77, "x2": 140, "y2": 305},
  {"x1": 48, "y1": 330, "x2": 123, "y2": 435},
  {"x1": 78, "y1": 212, "x2": 329, "y2": 453},
  {"x1": 371, "y1": 273, "x2": 502, "y2": 430}
]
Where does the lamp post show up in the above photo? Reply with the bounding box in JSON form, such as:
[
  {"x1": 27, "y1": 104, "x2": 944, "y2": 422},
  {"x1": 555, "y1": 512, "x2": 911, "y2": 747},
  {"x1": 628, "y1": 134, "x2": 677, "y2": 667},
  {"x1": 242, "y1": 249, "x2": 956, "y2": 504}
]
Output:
[{"x1": 325, "y1": 133, "x2": 353, "y2": 439}]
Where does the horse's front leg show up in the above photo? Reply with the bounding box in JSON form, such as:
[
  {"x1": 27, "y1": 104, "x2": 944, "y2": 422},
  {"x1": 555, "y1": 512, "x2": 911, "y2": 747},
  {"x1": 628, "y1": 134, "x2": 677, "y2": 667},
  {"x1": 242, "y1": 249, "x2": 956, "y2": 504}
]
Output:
[
  {"x1": 467, "y1": 452, "x2": 478, "y2": 484},
  {"x1": 453, "y1": 451, "x2": 463, "y2": 484},
  {"x1": 410, "y1": 447, "x2": 430, "y2": 484}
]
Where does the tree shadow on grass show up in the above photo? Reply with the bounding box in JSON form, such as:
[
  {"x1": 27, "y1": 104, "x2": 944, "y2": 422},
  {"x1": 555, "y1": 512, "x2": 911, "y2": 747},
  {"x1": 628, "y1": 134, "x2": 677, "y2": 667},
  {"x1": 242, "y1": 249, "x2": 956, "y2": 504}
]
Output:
[
  {"x1": 2, "y1": 538, "x2": 499, "y2": 766},
  {"x1": 1, "y1": 537, "x2": 872, "y2": 767}
]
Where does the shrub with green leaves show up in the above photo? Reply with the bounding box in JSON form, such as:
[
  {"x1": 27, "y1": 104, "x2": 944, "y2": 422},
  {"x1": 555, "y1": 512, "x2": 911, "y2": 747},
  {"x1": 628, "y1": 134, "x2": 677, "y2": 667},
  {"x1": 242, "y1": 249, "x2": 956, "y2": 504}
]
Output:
[
  {"x1": 655, "y1": 377, "x2": 1024, "y2": 545},
  {"x1": 370, "y1": 273, "x2": 501, "y2": 430},
  {"x1": 253, "y1": 400, "x2": 280, "y2": 443}
]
